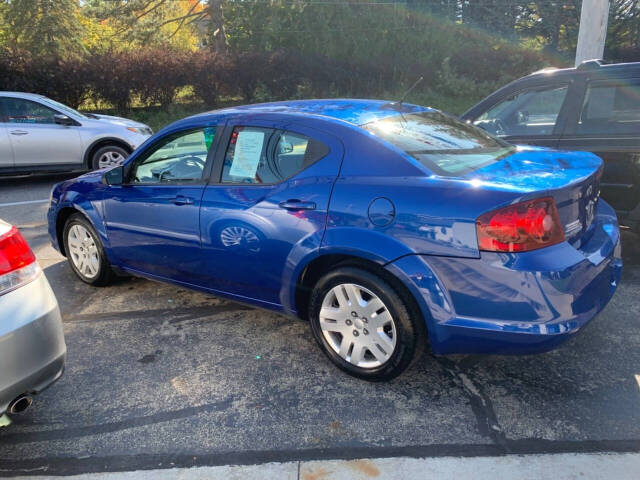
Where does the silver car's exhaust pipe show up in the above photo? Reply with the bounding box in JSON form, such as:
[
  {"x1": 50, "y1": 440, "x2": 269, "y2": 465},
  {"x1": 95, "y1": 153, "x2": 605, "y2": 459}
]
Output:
[{"x1": 8, "y1": 394, "x2": 33, "y2": 414}]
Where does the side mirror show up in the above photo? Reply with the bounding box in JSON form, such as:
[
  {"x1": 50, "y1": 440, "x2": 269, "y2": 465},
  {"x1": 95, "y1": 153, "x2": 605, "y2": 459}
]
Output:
[
  {"x1": 102, "y1": 166, "x2": 124, "y2": 185},
  {"x1": 54, "y1": 114, "x2": 76, "y2": 126}
]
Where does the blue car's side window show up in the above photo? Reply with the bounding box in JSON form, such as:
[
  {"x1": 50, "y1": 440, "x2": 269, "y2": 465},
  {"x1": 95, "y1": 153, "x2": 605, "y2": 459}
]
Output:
[
  {"x1": 130, "y1": 127, "x2": 216, "y2": 184},
  {"x1": 221, "y1": 126, "x2": 329, "y2": 184}
]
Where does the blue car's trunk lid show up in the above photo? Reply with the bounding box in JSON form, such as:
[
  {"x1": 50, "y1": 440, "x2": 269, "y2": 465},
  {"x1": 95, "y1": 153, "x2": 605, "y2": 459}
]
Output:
[{"x1": 466, "y1": 147, "x2": 603, "y2": 245}]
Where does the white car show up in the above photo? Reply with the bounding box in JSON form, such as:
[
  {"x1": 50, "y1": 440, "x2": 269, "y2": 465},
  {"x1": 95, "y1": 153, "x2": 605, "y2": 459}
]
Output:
[{"x1": 0, "y1": 92, "x2": 153, "y2": 174}]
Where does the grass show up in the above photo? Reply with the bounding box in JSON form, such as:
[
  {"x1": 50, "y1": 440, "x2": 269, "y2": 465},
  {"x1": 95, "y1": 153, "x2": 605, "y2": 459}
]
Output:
[
  {"x1": 80, "y1": 92, "x2": 483, "y2": 132},
  {"x1": 124, "y1": 104, "x2": 208, "y2": 132},
  {"x1": 409, "y1": 91, "x2": 482, "y2": 116}
]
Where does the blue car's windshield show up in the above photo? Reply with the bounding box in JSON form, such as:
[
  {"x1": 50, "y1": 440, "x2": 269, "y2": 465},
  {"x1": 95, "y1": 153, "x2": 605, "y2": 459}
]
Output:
[{"x1": 362, "y1": 111, "x2": 515, "y2": 176}]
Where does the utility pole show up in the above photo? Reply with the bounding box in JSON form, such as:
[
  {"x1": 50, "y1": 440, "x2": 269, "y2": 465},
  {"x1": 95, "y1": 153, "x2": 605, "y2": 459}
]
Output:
[{"x1": 575, "y1": 0, "x2": 610, "y2": 67}]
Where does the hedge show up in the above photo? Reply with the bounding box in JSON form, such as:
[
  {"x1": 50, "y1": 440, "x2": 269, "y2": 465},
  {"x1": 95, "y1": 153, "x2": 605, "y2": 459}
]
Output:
[{"x1": 0, "y1": 45, "x2": 544, "y2": 111}]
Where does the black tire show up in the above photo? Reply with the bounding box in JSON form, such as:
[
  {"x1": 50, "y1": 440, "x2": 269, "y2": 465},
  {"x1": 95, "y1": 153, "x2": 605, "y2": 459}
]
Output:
[
  {"x1": 63, "y1": 213, "x2": 115, "y2": 286},
  {"x1": 90, "y1": 145, "x2": 129, "y2": 170},
  {"x1": 308, "y1": 266, "x2": 425, "y2": 381}
]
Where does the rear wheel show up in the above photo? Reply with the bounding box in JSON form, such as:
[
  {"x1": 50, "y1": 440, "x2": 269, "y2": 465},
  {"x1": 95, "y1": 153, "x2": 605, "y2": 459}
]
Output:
[
  {"x1": 91, "y1": 145, "x2": 129, "y2": 170},
  {"x1": 308, "y1": 266, "x2": 423, "y2": 381},
  {"x1": 63, "y1": 213, "x2": 115, "y2": 286}
]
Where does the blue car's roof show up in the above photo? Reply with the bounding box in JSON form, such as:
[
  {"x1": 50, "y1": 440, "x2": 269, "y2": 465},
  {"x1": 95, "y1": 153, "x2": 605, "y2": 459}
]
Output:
[{"x1": 175, "y1": 99, "x2": 434, "y2": 130}]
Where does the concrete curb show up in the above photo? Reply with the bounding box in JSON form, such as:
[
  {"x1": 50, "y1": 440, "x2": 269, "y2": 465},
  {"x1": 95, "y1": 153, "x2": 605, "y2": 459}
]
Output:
[{"x1": 12, "y1": 452, "x2": 640, "y2": 479}]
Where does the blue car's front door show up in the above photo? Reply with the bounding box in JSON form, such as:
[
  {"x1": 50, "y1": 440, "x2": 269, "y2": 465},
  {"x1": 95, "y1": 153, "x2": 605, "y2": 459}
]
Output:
[
  {"x1": 199, "y1": 119, "x2": 344, "y2": 309},
  {"x1": 103, "y1": 126, "x2": 219, "y2": 280}
]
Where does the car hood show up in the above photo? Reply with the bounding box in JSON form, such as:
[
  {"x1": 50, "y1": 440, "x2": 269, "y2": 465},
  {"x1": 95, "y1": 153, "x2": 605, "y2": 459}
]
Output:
[
  {"x1": 84, "y1": 113, "x2": 150, "y2": 130},
  {"x1": 462, "y1": 146, "x2": 602, "y2": 193}
]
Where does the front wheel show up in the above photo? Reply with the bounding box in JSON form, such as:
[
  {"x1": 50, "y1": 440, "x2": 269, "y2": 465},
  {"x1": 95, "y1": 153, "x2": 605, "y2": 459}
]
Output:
[
  {"x1": 91, "y1": 145, "x2": 129, "y2": 170},
  {"x1": 308, "y1": 266, "x2": 424, "y2": 381},
  {"x1": 63, "y1": 213, "x2": 115, "y2": 286}
]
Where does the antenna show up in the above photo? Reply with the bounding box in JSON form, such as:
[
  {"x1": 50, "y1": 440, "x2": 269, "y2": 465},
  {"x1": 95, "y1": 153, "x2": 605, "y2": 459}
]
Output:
[{"x1": 397, "y1": 76, "x2": 424, "y2": 105}]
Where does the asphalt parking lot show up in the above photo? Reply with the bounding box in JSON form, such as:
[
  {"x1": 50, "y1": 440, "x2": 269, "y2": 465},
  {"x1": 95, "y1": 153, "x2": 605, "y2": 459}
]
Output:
[{"x1": 1, "y1": 174, "x2": 640, "y2": 476}]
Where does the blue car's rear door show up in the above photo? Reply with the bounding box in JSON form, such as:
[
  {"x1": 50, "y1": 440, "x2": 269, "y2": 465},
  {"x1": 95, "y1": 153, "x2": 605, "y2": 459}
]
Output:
[
  {"x1": 103, "y1": 126, "x2": 220, "y2": 280},
  {"x1": 199, "y1": 118, "x2": 343, "y2": 309}
]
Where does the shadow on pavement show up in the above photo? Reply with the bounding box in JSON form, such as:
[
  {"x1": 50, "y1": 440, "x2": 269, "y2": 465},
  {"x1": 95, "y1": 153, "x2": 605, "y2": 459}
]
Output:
[
  {"x1": 0, "y1": 172, "x2": 81, "y2": 187},
  {"x1": 621, "y1": 228, "x2": 639, "y2": 266}
]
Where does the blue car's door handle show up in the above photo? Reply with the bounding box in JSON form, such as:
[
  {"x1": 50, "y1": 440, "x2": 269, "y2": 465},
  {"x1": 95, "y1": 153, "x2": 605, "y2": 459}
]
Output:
[
  {"x1": 170, "y1": 196, "x2": 194, "y2": 205},
  {"x1": 279, "y1": 199, "x2": 316, "y2": 211}
]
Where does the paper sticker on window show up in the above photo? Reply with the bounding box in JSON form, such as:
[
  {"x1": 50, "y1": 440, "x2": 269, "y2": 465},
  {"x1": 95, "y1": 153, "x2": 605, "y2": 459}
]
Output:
[{"x1": 229, "y1": 130, "x2": 265, "y2": 178}]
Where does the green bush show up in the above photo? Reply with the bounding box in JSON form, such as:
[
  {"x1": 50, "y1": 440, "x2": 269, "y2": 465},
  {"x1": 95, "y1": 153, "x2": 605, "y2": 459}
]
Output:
[
  {"x1": 190, "y1": 51, "x2": 235, "y2": 107},
  {"x1": 605, "y1": 45, "x2": 640, "y2": 63},
  {"x1": 129, "y1": 47, "x2": 191, "y2": 108},
  {"x1": 84, "y1": 50, "x2": 134, "y2": 111},
  {"x1": 0, "y1": 8, "x2": 545, "y2": 116},
  {"x1": 0, "y1": 48, "x2": 90, "y2": 108}
]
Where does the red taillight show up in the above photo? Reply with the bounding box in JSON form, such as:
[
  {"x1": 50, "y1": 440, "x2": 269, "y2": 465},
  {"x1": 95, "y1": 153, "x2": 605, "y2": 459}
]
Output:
[
  {"x1": 0, "y1": 226, "x2": 36, "y2": 275},
  {"x1": 476, "y1": 197, "x2": 565, "y2": 253}
]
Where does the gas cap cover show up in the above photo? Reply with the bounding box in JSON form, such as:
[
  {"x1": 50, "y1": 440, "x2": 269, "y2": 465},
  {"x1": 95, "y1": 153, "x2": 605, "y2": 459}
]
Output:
[{"x1": 368, "y1": 197, "x2": 396, "y2": 226}]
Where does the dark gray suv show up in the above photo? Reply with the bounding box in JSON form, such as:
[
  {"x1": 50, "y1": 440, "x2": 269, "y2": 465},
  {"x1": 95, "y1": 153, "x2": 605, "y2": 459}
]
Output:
[{"x1": 461, "y1": 60, "x2": 640, "y2": 230}]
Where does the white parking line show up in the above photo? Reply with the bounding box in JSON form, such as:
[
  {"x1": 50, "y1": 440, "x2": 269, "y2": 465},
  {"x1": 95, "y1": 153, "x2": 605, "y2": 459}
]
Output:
[{"x1": 0, "y1": 199, "x2": 49, "y2": 207}]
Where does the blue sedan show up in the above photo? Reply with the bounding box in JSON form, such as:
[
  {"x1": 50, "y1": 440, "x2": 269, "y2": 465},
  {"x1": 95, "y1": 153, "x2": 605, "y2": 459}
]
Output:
[{"x1": 47, "y1": 100, "x2": 622, "y2": 380}]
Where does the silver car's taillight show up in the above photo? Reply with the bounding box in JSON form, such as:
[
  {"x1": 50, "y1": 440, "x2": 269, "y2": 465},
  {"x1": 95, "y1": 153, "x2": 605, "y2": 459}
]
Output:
[{"x1": 0, "y1": 225, "x2": 40, "y2": 295}]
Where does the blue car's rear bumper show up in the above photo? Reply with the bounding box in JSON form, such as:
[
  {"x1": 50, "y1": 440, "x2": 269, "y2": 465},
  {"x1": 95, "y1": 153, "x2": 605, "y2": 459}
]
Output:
[{"x1": 387, "y1": 200, "x2": 622, "y2": 355}]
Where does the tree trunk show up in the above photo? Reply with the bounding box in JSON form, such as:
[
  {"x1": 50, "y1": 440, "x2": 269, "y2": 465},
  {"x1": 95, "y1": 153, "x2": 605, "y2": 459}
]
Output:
[{"x1": 207, "y1": 0, "x2": 228, "y2": 54}]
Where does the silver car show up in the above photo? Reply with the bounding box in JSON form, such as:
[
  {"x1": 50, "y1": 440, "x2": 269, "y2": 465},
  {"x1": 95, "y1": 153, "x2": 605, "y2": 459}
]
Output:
[
  {"x1": 0, "y1": 92, "x2": 152, "y2": 174},
  {"x1": 0, "y1": 219, "x2": 66, "y2": 415}
]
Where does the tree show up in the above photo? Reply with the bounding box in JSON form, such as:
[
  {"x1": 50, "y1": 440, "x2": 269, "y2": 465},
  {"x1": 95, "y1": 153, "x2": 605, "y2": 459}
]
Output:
[
  {"x1": 608, "y1": 0, "x2": 640, "y2": 49},
  {"x1": 205, "y1": 0, "x2": 228, "y2": 53},
  {"x1": 513, "y1": 1, "x2": 580, "y2": 57},
  {"x1": 515, "y1": 0, "x2": 640, "y2": 60},
  {"x1": 1, "y1": 0, "x2": 86, "y2": 57},
  {"x1": 460, "y1": 0, "x2": 523, "y2": 38},
  {"x1": 85, "y1": 0, "x2": 227, "y2": 53},
  {"x1": 406, "y1": 0, "x2": 460, "y2": 22}
]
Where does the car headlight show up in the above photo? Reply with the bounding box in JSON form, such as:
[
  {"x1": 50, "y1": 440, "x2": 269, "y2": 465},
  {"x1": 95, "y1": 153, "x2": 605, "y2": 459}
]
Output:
[{"x1": 126, "y1": 126, "x2": 153, "y2": 136}]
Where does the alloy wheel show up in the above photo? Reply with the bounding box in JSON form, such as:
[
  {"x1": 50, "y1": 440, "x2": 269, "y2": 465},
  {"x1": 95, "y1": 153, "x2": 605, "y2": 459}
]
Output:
[
  {"x1": 67, "y1": 224, "x2": 100, "y2": 279},
  {"x1": 98, "y1": 150, "x2": 126, "y2": 168},
  {"x1": 319, "y1": 283, "x2": 397, "y2": 368}
]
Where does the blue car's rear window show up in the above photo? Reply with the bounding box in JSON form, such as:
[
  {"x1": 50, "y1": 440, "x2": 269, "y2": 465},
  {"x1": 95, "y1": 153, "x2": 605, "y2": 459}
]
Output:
[{"x1": 362, "y1": 111, "x2": 515, "y2": 176}]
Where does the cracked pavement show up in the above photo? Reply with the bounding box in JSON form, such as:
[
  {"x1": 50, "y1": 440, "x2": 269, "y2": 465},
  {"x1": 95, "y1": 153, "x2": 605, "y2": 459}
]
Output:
[{"x1": 0, "y1": 174, "x2": 639, "y2": 476}]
